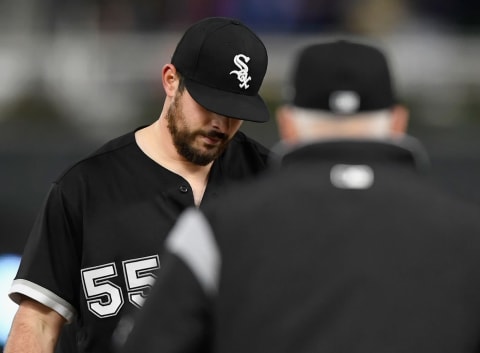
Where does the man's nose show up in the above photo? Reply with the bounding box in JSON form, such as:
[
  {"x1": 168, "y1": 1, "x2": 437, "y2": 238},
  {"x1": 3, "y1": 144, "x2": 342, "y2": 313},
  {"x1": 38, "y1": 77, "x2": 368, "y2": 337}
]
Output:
[{"x1": 210, "y1": 113, "x2": 229, "y2": 131}]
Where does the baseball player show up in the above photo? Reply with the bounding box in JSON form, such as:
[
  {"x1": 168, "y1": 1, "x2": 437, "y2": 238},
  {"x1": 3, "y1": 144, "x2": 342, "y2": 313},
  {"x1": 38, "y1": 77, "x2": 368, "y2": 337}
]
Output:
[
  {"x1": 5, "y1": 17, "x2": 272, "y2": 353},
  {"x1": 118, "y1": 40, "x2": 480, "y2": 353}
]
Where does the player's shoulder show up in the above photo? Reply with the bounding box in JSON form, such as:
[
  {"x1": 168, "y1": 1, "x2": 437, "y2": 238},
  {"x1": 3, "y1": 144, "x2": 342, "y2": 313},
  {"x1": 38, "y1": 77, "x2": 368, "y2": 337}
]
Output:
[
  {"x1": 229, "y1": 131, "x2": 271, "y2": 157},
  {"x1": 222, "y1": 131, "x2": 272, "y2": 164},
  {"x1": 54, "y1": 128, "x2": 138, "y2": 183},
  {"x1": 212, "y1": 131, "x2": 274, "y2": 180}
]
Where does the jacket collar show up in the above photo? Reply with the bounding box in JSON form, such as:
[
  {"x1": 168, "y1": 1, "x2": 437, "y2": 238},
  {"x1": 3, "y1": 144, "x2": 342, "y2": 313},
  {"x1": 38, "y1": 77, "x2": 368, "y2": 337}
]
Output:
[{"x1": 271, "y1": 135, "x2": 430, "y2": 173}]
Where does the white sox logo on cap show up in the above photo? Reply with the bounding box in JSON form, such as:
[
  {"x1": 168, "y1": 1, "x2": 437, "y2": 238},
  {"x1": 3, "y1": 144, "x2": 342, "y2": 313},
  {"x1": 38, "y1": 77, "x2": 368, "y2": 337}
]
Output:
[
  {"x1": 171, "y1": 17, "x2": 269, "y2": 122},
  {"x1": 229, "y1": 54, "x2": 251, "y2": 89}
]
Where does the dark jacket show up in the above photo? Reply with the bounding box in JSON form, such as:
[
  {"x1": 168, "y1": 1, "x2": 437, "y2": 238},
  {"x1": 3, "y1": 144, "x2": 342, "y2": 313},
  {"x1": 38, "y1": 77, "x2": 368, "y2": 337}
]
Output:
[{"x1": 120, "y1": 138, "x2": 480, "y2": 353}]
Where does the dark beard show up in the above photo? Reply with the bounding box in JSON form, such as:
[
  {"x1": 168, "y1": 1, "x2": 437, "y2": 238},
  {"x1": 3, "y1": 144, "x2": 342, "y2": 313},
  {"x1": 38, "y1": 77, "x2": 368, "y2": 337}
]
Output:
[{"x1": 166, "y1": 94, "x2": 229, "y2": 166}]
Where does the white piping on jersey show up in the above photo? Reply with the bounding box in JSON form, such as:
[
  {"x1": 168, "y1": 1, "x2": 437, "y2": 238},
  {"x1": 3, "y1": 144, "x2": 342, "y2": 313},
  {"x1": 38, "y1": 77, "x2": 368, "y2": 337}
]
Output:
[
  {"x1": 166, "y1": 208, "x2": 220, "y2": 296},
  {"x1": 9, "y1": 279, "x2": 76, "y2": 322}
]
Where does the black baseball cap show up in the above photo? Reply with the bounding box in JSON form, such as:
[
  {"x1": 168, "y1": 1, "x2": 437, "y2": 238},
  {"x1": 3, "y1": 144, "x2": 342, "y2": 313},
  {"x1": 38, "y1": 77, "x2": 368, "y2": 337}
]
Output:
[
  {"x1": 171, "y1": 17, "x2": 270, "y2": 123},
  {"x1": 289, "y1": 40, "x2": 396, "y2": 114}
]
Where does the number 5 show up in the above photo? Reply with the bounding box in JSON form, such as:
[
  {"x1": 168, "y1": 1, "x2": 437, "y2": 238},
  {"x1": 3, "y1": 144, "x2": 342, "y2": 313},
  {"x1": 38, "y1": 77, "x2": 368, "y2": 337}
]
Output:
[
  {"x1": 123, "y1": 255, "x2": 160, "y2": 308},
  {"x1": 81, "y1": 263, "x2": 124, "y2": 318}
]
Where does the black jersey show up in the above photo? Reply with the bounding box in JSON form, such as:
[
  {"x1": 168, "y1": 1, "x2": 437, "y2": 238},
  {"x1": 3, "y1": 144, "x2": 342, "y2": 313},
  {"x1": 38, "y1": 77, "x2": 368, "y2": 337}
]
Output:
[
  {"x1": 9, "y1": 128, "x2": 270, "y2": 353},
  {"x1": 120, "y1": 138, "x2": 480, "y2": 353}
]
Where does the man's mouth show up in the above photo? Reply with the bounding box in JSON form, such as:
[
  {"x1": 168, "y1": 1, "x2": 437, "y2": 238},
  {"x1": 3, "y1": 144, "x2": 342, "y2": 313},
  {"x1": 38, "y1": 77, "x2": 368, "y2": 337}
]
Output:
[{"x1": 202, "y1": 131, "x2": 227, "y2": 145}]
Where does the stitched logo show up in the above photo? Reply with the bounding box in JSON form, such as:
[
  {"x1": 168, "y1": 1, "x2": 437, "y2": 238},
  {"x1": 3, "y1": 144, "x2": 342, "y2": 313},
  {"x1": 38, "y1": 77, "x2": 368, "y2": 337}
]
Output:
[
  {"x1": 330, "y1": 164, "x2": 374, "y2": 189},
  {"x1": 329, "y1": 91, "x2": 360, "y2": 114},
  {"x1": 229, "y1": 54, "x2": 251, "y2": 89}
]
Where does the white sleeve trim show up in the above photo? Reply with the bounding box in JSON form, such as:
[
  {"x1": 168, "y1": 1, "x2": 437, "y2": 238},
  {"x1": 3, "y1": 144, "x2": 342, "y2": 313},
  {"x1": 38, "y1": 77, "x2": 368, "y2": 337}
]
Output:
[
  {"x1": 9, "y1": 279, "x2": 76, "y2": 323},
  {"x1": 166, "y1": 208, "x2": 220, "y2": 296}
]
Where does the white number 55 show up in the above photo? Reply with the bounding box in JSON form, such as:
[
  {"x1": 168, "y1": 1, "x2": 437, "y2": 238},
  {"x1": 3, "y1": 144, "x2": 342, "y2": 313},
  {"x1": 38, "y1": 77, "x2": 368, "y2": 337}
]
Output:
[{"x1": 81, "y1": 255, "x2": 160, "y2": 318}]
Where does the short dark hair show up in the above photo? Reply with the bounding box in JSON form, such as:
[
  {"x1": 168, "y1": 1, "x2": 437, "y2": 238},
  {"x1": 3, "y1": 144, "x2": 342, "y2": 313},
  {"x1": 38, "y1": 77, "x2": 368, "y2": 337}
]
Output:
[{"x1": 177, "y1": 71, "x2": 186, "y2": 93}]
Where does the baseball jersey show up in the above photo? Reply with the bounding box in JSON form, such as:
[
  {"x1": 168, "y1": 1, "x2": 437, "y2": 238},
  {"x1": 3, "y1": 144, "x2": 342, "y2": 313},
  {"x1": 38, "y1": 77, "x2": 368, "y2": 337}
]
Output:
[
  {"x1": 119, "y1": 138, "x2": 480, "y2": 353},
  {"x1": 9, "y1": 128, "x2": 271, "y2": 353}
]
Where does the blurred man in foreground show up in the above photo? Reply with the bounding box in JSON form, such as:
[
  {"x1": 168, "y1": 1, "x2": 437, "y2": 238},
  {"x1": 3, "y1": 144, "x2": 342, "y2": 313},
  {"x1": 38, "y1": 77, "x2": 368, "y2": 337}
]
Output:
[{"x1": 118, "y1": 40, "x2": 480, "y2": 353}]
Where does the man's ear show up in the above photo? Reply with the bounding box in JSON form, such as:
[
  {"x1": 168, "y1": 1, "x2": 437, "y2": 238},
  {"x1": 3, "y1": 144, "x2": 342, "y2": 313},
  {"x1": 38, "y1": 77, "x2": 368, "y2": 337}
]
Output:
[
  {"x1": 162, "y1": 64, "x2": 179, "y2": 98},
  {"x1": 276, "y1": 106, "x2": 299, "y2": 143},
  {"x1": 390, "y1": 104, "x2": 409, "y2": 136}
]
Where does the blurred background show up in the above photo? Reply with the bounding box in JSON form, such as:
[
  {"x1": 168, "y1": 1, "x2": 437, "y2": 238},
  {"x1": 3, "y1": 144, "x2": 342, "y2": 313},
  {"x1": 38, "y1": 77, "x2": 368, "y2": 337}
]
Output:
[{"x1": 1, "y1": 0, "x2": 479, "y2": 349}]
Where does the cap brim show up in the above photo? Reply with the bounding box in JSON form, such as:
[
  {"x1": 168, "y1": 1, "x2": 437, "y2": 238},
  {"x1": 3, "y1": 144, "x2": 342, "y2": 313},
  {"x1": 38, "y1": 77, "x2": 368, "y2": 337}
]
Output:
[{"x1": 185, "y1": 79, "x2": 270, "y2": 123}]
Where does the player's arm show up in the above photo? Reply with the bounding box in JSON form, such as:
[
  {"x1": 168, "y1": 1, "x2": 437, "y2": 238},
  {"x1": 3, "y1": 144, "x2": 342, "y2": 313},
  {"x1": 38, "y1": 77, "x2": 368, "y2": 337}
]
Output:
[{"x1": 4, "y1": 297, "x2": 66, "y2": 353}]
